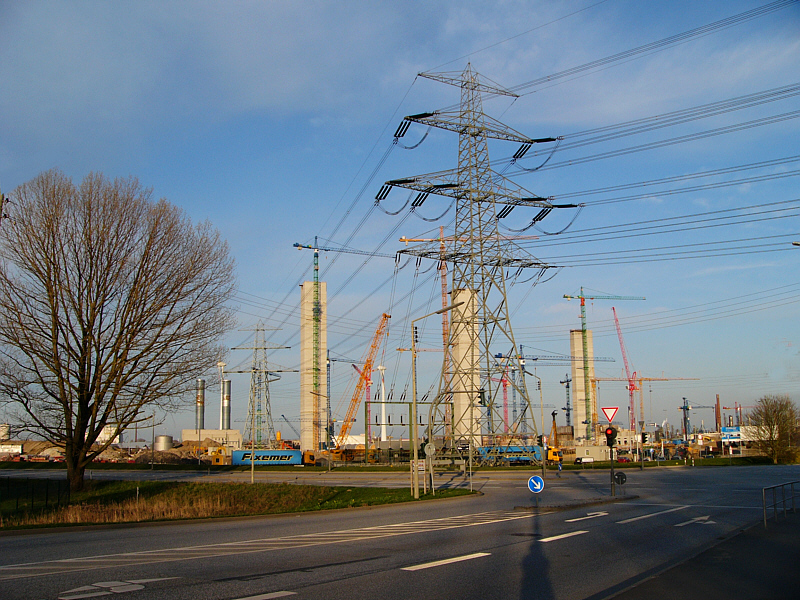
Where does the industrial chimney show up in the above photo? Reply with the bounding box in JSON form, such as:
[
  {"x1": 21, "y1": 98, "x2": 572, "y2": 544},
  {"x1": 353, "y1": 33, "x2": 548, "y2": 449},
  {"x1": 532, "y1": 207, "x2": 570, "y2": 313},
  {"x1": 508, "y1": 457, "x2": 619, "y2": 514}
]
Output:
[
  {"x1": 222, "y1": 379, "x2": 231, "y2": 429},
  {"x1": 195, "y1": 378, "x2": 206, "y2": 431}
]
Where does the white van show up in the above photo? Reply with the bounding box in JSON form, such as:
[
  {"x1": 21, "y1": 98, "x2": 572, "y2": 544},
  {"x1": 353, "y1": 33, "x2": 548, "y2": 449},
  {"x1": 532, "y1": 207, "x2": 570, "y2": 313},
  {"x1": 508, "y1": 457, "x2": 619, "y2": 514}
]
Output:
[{"x1": 574, "y1": 456, "x2": 594, "y2": 464}]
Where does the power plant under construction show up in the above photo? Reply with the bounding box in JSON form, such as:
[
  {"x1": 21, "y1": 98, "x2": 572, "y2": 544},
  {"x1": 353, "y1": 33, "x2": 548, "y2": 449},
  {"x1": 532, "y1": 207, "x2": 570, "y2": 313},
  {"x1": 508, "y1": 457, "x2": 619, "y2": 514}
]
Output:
[{"x1": 180, "y1": 65, "x2": 710, "y2": 468}]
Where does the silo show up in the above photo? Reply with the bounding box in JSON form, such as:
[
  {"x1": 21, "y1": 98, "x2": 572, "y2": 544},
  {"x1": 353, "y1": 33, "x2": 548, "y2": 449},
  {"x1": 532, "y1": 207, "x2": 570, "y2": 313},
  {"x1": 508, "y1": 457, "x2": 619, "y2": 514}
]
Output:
[
  {"x1": 154, "y1": 435, "x2": 173, "y2": 451},
  {"x1": 222, "y1": 379, "x2": 231, "y2": 429},
  {"x1": 196, "y1": 378, "x2": 206, "y2": 431}
]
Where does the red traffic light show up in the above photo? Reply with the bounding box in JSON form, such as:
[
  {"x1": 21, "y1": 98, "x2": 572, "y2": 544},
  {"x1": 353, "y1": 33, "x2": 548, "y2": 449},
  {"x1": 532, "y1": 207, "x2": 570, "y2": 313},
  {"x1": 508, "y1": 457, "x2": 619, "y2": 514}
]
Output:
[{"x1": 604, "y1": 426, "x2": 617, "y2": 447}]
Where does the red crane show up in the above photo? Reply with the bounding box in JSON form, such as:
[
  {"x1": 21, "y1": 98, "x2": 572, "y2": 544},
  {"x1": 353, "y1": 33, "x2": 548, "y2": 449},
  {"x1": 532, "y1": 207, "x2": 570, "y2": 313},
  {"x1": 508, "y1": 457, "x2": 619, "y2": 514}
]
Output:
[{"x1": 612, "y1": 307, "x2": 639, "y2": 432}]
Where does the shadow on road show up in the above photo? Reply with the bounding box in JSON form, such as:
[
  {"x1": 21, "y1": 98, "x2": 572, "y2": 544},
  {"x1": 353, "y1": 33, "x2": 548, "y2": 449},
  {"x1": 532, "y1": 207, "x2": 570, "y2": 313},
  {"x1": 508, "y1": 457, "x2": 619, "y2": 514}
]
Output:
[{"x1": 519, "y1": 500, "x2": 556, "y2": 600}]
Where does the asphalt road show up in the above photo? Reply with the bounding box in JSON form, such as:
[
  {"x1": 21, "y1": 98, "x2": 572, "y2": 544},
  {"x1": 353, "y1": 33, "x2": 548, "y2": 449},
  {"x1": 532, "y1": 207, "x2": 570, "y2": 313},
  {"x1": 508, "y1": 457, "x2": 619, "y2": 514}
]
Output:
[{"x1": 1, "y1": 465, "x2": 798, "y2": 600}]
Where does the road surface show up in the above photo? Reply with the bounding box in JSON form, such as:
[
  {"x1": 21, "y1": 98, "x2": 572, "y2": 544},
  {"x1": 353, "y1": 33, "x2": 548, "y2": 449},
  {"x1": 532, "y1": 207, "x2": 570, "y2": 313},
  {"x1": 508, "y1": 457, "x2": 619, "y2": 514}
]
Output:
[{"x1": 1, "y1": 465, "x2": 797, "y2": 600}]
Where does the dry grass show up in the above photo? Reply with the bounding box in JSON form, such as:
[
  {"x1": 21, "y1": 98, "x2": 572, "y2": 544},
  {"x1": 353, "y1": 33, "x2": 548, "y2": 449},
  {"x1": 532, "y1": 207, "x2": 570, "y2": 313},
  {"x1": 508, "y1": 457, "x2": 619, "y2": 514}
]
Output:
[{"x1": 0, "y1": 480, "x2": 471, "y2": 529}]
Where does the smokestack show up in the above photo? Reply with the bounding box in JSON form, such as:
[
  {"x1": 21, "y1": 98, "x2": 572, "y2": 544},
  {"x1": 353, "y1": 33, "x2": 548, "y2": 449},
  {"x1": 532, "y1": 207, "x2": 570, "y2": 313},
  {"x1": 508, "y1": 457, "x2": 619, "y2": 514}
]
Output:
[
  {"x1": 196, "y1": 379, "x2": 206, "y2": 431},
  {"x1": 222, "y1": 379, "x2": 231, "y2": 430}
]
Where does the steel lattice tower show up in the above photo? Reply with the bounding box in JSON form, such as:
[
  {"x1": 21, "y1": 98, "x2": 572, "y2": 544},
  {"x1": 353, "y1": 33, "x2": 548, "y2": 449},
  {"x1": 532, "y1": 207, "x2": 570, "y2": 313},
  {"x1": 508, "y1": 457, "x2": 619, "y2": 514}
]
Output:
[
  {"x1": 386, "y1": 64, "x2": 560, "y2": 461},
  {"x1": 232, "y1": 322, "x2": 289, "y2": 449}
]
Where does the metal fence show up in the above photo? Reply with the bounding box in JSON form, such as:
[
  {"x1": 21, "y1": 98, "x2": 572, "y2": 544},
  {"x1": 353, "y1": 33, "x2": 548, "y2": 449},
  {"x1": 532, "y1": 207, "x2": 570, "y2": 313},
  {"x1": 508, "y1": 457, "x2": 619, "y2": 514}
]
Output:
[
  {"x1": 0, "y1": 477, "x2": 71, "y2": 516},
  {"x1": 762, "y1": 480, "x2": 799, "y2": 528}
]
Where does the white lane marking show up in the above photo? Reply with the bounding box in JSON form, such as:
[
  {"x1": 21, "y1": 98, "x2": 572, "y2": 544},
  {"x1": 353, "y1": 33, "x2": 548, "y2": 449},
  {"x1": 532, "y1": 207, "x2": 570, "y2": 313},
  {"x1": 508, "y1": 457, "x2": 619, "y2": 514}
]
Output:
[
  {"x1": 565, "y1": 511, "x2": 608, "y2": 522},
  {"x1": 232, "y1": 593, "x2": 297, "y2": 600},
  {"x1": 675, "y1": 515, "x2": 715, "y2": 527},
  {"x1": 616, "y1": 505, "x2": 689, "y2": 524},
  {"x1": 59, "y1": 578, "x2": 177, "y2": 599},
  {"x1": 539, "y1": 530, "x2": 589, "y2": 542},
  {"x1": 402, "y1": 552, "x2": 491, "y2": 571},
  {"x1": 0, "y1": 511, "x2": 530, "y2": 581}
]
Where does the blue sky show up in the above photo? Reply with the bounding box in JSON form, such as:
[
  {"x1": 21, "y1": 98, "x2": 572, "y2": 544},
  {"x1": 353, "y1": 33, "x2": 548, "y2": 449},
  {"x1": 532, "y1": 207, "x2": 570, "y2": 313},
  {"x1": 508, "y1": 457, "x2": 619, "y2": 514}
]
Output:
[{"x1": 1, "y1": 0, "x2": 798, "y2": 440}]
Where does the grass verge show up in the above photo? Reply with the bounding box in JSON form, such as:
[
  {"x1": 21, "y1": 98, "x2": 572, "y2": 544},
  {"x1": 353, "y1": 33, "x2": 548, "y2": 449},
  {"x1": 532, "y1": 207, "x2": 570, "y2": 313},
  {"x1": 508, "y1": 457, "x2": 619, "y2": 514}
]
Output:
[{"x1": 0, "y1": 479, "x2": 473, "y2": 530}]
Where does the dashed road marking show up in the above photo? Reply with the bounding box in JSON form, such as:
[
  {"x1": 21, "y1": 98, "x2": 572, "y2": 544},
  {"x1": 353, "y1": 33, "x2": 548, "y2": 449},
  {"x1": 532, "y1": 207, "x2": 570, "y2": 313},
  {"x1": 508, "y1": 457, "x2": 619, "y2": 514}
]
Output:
[
  {"x1": 402, "y1": 552, "x2": 491, "y2": 571},
  {"x1": 0, "y1": 510, "x2": 533, "y2": 581},
  {"x1": 616, "y1": 505, "x2": 689, "y2": 524},
  {"x1": 539, "y1": 530, "x2": 589, "y2": 543},
  {"x1": 232, "y1": 593, "x2": 297, "y2": 600}
]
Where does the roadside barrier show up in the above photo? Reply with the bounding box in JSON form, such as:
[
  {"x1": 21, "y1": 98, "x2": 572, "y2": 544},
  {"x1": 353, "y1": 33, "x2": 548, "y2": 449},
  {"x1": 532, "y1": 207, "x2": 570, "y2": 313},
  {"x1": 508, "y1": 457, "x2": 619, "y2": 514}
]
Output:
[
  {"x1": 0, "y1": 477, "x2": 71, "y2": 518},
  {"x1": 762, "y1": 480, "x2": 799, "y2": 528}
]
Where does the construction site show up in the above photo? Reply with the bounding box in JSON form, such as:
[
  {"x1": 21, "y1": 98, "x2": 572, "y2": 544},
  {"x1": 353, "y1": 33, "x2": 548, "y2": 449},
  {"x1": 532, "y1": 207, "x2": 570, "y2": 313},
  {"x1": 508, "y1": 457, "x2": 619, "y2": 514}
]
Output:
[{"x1": 151, "y1": 66, "x2": 758, "y2": 470}]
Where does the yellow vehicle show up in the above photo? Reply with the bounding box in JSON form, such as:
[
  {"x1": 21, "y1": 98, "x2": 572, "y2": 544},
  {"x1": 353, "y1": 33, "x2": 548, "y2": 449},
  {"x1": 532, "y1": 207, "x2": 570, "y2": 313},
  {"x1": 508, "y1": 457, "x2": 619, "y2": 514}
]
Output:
[{"x1": 546, "y1": 447, "x2": 563, "y2": 465}]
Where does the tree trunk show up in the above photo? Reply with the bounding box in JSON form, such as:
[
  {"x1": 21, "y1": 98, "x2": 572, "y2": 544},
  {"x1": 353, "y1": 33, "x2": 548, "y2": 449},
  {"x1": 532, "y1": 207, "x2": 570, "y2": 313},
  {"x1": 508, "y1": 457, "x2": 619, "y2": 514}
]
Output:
[
  {"x1": 65, "y1": 453, "x2": 87, "y2": 492},
  {"x1": 67, "y1": 465, "x2": 86, "y2": 492}
]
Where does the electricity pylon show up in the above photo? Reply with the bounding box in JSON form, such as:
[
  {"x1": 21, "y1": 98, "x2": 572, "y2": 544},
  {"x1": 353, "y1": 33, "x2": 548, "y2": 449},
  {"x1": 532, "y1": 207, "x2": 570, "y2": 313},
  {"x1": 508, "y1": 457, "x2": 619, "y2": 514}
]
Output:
[
  {"x1": 385, "y1": 64, "x2": 564, "y2": 462},
  {"x1": 230, "y1": 322, "x2": 294, "y2": 449}
]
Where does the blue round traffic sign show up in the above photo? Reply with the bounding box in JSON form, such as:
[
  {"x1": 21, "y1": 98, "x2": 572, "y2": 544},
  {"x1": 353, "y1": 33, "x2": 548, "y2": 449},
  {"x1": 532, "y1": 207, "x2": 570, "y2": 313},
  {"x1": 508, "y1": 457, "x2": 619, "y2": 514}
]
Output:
[{"x1": 527, "y1": 475, "x2": 545, "y2": 494}]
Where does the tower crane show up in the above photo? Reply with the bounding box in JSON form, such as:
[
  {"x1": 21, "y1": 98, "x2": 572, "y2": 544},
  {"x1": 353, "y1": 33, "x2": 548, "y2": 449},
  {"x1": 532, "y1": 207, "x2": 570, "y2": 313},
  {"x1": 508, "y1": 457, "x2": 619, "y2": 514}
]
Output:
[
  {"x1": 294, "y1": 239, "x2": 394, "y2": 451},
  {"x1": 593, "y1": 375, "x2": 699, "y2": 430},
  {"x1": 399, "y1": 229, "x2": 541, "y2": 392},
  {"x1": 560, "y1": 374, "x2": 572, "y2": 427},
  {"x1": 563, "y1": 288, "x2": 644, "y2": 441},
  {"x1": 612, "y1": 307, "x2": 639, "y2": 432},
  {"x1": 678, "y1": 397, "x2": 717, "y2": 441},
  {"x1": 722, "y1": 403, "x2": 756, "y2": 427}
]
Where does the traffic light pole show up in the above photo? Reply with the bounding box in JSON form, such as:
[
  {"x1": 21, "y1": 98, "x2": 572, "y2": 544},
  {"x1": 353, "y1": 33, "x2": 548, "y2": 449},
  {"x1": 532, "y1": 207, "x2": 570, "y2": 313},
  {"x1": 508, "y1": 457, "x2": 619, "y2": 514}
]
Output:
[
  {"x1": 605, "y1": 425, "x2": 618, "y2": 497},
  {"x1": 610, "y1": 446, "x2": 615, "y2": 497},
  {"x1": 541, "y1": 440, "x2": 546, "y2": 479}
]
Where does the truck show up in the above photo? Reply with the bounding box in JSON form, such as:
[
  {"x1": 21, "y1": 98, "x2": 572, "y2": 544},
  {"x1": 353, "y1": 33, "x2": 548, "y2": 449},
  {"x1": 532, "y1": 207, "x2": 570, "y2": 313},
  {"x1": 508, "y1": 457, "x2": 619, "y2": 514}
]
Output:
[
  {"x1": 475, "y1": 445, "x2": 543, "y2": 465},
  {"x1": 546, "y1": 447, "x2": 563, "y2": 465},
  {"x1": 231, "y1": 449, "x2": 317, "y2": 466}
]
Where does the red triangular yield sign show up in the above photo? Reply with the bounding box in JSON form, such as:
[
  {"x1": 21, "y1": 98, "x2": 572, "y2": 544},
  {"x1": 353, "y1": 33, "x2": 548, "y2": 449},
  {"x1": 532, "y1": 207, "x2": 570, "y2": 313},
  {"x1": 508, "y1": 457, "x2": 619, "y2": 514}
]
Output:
[{"x1": 602, "y1": 407, "x2": 619, "y2": 422}]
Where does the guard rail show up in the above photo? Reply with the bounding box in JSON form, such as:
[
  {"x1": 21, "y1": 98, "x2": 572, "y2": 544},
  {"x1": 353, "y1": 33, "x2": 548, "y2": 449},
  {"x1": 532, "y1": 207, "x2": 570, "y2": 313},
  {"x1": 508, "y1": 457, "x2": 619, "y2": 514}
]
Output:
[{"x1": 762, "y1": 480, "x2": 799, "y2": 528}]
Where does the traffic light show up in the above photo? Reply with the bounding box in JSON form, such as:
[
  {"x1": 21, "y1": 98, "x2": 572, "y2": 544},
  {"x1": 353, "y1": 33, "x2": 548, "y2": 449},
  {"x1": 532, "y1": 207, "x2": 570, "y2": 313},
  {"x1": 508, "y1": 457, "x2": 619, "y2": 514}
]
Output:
[
  {"x1": 641, "y1": 432, "x2": 649, "y2": 444},
  {"x1": 537, "y1": 435, "x2": 544, "y2": 446},
  {"x1": 604, "y1": 426, "x2": 617, "y2": 447}
]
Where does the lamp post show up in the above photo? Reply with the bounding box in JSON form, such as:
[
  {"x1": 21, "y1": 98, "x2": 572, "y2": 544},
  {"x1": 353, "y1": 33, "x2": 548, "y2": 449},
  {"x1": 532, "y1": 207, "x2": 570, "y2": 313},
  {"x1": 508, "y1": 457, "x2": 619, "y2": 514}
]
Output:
[
  {"x1": 529, "y1": 371, "x2": 545, "y2": 478},
  {"x1": 411, "y1": 301, "x2": 463, "y2": 499}
]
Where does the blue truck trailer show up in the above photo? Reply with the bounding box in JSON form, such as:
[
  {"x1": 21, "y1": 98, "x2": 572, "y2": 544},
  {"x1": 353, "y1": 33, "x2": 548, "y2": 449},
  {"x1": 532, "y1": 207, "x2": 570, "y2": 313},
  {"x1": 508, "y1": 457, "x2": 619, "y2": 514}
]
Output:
[
  {"x1": 475, "y1": 445, "x2": 542, "y2": 464},
  {"x1": 232, "y1": 449, "x2": 311, "y2": 466}
]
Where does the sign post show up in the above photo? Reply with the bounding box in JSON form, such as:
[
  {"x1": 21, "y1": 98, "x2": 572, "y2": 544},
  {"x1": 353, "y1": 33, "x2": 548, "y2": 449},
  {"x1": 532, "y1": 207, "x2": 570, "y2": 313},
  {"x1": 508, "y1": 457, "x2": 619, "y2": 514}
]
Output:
[{"x1": 528, "y1": 475, "x2": 545, "y2": 509}]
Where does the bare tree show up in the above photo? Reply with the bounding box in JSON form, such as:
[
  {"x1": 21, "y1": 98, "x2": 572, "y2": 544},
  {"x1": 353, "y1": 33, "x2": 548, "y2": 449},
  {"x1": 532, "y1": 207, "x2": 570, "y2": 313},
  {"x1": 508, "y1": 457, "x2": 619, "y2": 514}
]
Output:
[
  {"x1": 748, "y1": 394, "x2": 798, "y2": 464},
  {"x1": 0, "y1": 170, "x2": 236, "y2": 490}
]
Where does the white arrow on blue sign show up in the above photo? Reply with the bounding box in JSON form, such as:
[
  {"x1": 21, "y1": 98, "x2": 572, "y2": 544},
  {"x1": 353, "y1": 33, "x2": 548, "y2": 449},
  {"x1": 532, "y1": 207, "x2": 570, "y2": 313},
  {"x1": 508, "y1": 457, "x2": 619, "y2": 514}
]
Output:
[{"x1": 527, "y1": 475, "x2": 545, "y2": 494}]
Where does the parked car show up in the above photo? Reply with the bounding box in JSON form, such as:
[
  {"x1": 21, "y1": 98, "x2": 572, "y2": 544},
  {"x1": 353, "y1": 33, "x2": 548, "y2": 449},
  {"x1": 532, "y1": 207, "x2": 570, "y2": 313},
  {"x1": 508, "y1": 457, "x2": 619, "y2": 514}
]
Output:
[{"x1": 616, "y1": 456, "x2": 632, "y2": 463}]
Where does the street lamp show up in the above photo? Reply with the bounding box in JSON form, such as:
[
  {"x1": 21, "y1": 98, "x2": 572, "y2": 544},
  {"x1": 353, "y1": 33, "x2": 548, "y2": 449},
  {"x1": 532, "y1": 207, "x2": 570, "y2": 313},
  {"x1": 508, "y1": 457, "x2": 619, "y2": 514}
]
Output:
[
  {"x1": 411, "y1": 301, "x2": 463, "y2": 499},
  {"x1": 528, "y1": 370, "x2": 546, "y2": 478}
]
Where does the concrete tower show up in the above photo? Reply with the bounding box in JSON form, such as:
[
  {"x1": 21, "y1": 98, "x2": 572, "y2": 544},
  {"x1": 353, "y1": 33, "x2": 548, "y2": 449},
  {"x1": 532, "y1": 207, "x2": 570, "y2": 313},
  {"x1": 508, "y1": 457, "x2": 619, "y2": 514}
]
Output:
[
  {"x1": 300, "y1": 280, "x2": 328, "y2": 451},
  {"x1": 570, "y1": 329, "x2": 596, "y2": 443}
]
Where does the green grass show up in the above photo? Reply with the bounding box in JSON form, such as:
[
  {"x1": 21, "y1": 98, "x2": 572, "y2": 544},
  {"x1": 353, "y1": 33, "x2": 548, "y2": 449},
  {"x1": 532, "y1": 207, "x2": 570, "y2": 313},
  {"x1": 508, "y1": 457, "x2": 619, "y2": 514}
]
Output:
[{"x1": 0, "y1": 478, "x2": 473, "y2": 529}]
